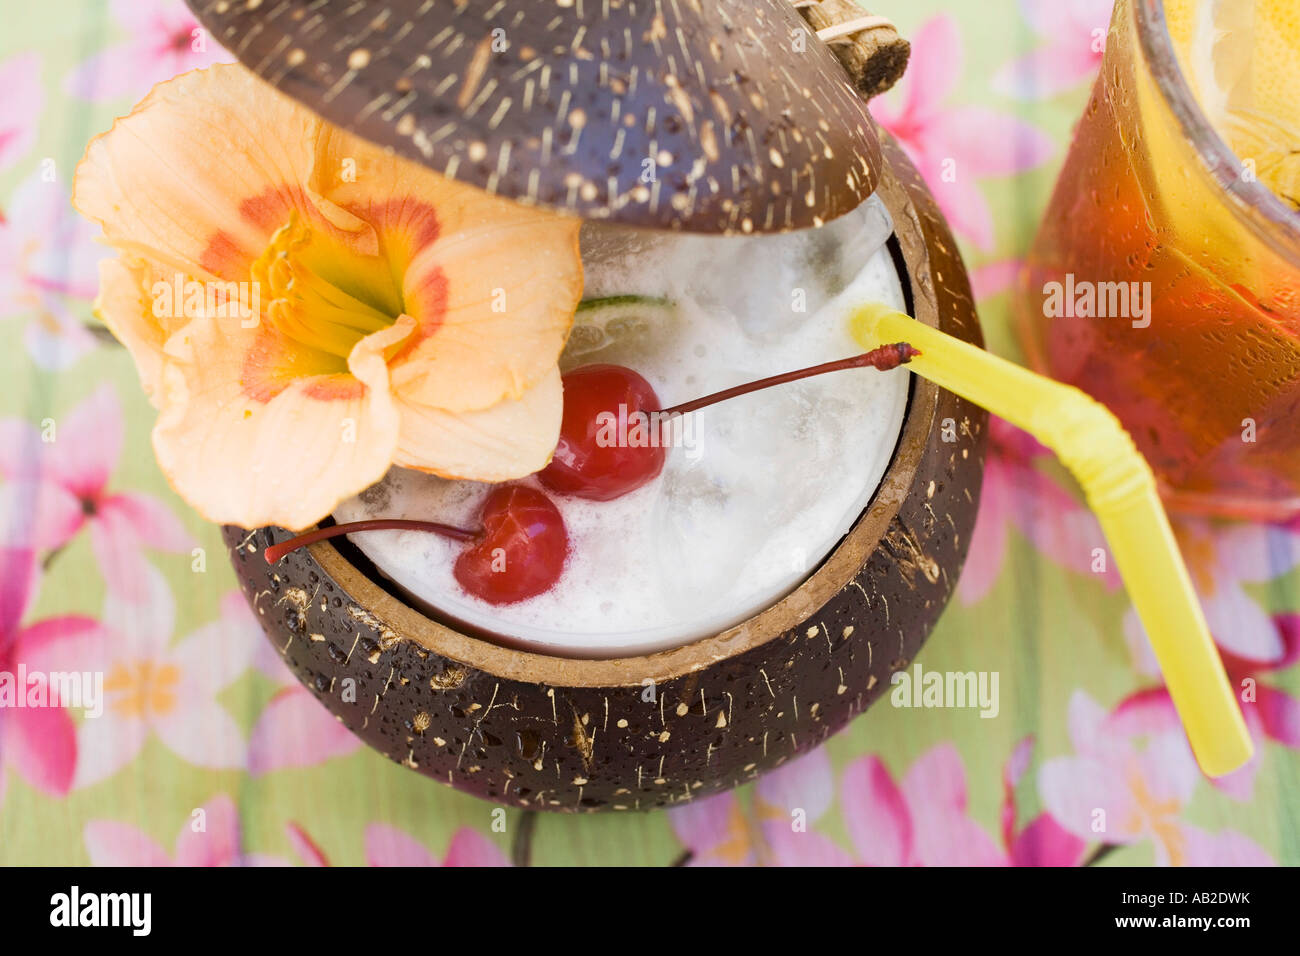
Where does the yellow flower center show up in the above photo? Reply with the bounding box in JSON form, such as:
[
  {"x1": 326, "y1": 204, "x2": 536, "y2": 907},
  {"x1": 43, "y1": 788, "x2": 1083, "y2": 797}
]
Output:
[
  {"x1": 104, "y1": 659, "x2": 182, "y2": 719},
  {"x1": 251, "y1": 212, "x2": 405, "y2": 362}
]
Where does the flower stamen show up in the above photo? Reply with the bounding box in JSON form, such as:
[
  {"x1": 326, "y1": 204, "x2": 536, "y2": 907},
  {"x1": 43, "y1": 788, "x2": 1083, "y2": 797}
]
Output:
[{"x1": 252, "y1": 212, "x2": 401, "y2": 359}]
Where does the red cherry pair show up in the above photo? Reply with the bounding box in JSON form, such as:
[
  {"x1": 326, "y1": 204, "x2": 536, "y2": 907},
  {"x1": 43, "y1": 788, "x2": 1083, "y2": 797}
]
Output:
[{"x1": 265, "y1": 343, "x2": 916, "y2": 606}]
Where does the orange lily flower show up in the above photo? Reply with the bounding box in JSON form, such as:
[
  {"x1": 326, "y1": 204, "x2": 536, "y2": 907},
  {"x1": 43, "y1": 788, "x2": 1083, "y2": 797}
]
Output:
[{"x1": 73, "y1": 64, "x2": 581, "y2": 530}]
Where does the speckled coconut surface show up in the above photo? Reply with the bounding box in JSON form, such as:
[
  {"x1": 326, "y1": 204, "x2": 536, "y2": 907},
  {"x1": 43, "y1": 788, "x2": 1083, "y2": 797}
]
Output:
[{"x1": 184, "y1": 0, "x2": 883, "y2": 233}]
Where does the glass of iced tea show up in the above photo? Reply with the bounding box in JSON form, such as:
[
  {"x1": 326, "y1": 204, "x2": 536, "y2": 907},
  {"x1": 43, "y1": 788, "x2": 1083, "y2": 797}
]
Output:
[{"x1": 1017, "y1": 0, "x2": 1300, "y2": 521}]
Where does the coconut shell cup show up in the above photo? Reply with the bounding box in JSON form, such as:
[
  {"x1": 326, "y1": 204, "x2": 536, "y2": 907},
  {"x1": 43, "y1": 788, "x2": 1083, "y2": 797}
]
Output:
[
  {"x1": 223, "y1": 135, "x2": 987, "y2": 812},
  {"x1": 197, "y1": 0, "x2": 987, "y2": 811}
]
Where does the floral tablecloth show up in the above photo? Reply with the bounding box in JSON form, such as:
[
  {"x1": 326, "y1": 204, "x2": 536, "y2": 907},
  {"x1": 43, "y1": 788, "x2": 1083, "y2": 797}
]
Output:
[{"x1": 1, "y1": 0, "x2": 1295, "y2": 867}]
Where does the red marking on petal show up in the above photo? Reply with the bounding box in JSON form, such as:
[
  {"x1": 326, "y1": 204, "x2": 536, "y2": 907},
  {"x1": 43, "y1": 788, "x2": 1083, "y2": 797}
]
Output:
[
  {"x1": 302, "y1": 375, "x2": 366, "y2": 401},
  {"x1": 361, "y1": 197, "x2": 448, "y2": 357},
  {"x1": 240, "y1": 187, "x2": 302, "y2": 234},
  {"x1": 391, "y1": 267, "x2": 449, "y2": 362},
  {"x1": 198, "y1": 186, "x2": 321, "y2": 279},
  {"x1": 367, "y1": 198, "x2": 441, "y2": 252},
  {"x1": 238, "y1": 326, "x2": 326, "y2": 403},
  {"x1": 199, "y1": 229, "x2": 254, "y2": 280}
]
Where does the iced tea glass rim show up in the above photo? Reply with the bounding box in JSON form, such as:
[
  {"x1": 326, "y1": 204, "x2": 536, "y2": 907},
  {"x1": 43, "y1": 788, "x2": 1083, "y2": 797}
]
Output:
[{"x1": 1135, "y1": 0, "x2": 1300, "y2": 262}]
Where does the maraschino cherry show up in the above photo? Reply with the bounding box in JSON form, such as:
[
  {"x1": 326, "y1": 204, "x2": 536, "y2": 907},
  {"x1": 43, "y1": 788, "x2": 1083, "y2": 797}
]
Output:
[
  {"x1": 451, "y1": 486, "x2": 568, "y2": 604},
  {"x1": 538, "y1": 363, "x2": 666, "y2": 501},
  {"x1": 539, "y1": 342, "x2": 919, "y2": 502},
  {"x1": 263, "y1": 485, "x2": 567, "y2": 606}
]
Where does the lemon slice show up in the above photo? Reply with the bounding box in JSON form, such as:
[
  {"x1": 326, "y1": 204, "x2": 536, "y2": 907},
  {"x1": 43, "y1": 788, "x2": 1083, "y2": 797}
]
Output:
[{"x1": 1166, "y1": 0, "x2": 1300, "y2": 208}]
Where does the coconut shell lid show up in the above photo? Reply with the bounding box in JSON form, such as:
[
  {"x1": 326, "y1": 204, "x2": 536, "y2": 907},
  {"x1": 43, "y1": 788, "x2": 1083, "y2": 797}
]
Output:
[{"x1": 184, "y1": 0, "x2": 883, "y2": 234}]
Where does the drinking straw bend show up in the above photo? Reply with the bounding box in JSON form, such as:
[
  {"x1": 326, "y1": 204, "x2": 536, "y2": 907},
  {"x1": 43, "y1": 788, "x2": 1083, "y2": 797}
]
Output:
[{"x1": 851, "y1": 304, "x2": 1252, "y2": 777}]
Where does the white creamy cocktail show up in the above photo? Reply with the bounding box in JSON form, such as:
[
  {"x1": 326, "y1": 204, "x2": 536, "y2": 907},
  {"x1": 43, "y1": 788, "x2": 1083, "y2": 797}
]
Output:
[{"x1": 335, "y1": 195, "x2": 910, "y2": 657}]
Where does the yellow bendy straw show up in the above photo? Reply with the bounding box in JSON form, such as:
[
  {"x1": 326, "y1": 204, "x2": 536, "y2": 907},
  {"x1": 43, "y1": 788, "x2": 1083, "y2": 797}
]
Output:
[{"x1": 851, "y1": 305, "x2": 1252, "y2": 777}]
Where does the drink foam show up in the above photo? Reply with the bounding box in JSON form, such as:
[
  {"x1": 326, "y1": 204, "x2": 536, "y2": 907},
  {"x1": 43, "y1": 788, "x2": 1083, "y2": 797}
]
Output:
[{"x1": 334, "y1": 195, "x2": 910, "y2": 657}]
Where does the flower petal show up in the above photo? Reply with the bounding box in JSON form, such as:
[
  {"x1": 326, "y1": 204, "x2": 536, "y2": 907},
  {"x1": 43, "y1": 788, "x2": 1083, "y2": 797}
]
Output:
[
  {"x1": 957, "y1": 460, "x2": 1009, "y2": 604},
  {"x1": 754, "y1": 745, "x2": 836, "y2": 822},
  {"x1": 0, "y1": 481, "x2": 84, "y2": 554},
  {"x1": 89, "y1": 511, "x2": 154, "y2": 605},
  {"x1": 73, "y1": 64, "x2": 318, "y2": 281},
  {"x1": 5, "y1": 701, "x2": 77, "y2": 795},
  {"x1": 1177, "y1": 825, "x2": 1274, "y2": 867},
  {"x1": 44, "y1": 383, "x2": 123, "y2": 499},
  {"x1": 928, "y1": 173, "x2": 996, "y2": 251},
  {"x1": 840, "y1": 755, "x2": 912, "y2": 866},
  {"x1": 151, "y1": 313, "x2": 404, "y2": 530},
  {"x1": 66, "y1": 9, "x2": 233, "y2": 105},
  {"x1": 2, "y1": 173, "x2": 106, "y2": 306},
  {"x1": 394, "y1": 367, "x2": 562, "y2": 482},
  {"x1": 101, "y1": 492, "x2": 195, "y2": 553},
  {"x1": 1004, "y1": 735, "x2": 1036, "y2": 790},
  {"x1": 1134, "y1": 731, "x2": 1200, "y2": 808},
  {"x1": 1256, "y1": 683, "x2": 1300, "y2": 749},
  {"x1": 1038, "y1": 755, "x2": 1141, "y2": 843},
  {"x1": 173, "y1": 794, "x2": 241, "y2": 867},
  {"x1": 365, "y1": 824, "x2": 440, "y2": 867},
  {"x1": 102, "y1": 562, "x2": 175, "y2": 653},
  {"x1": 15, "y1": 615, "x2": 109, "y2": 676},
  {"x1": 84, "y1": 821, "x2": 173, "y2": 867},
  {"x1": 970, "y1": 259, "x2": 1023, "y2": 302},
  {"x1": 1066, "y1": 689, "x2": 1126, "y2": 760},
  {"x1": 1002, "y1": 461, "x2": 1121, "y2": 589},
  {"x1": 442, "y1": 828, "x2": 511, "y2": 867},
  {"x1": 761, "y1": 823, "x2": 858, "y2": 867},
  {"x1": 247, "y1": 686, "x2": 361, "y2": 775},
  {"x1": 152, "y1": 698, "x2": 246, "y2": 770},
  {"x1": 0, "y1": 418, "x2": 40, "y2": 480},
  {"x1": 899, "y1": 16, "x2": 962, "y2": 120},
  {"x1": 0, "y1": 547, "x2": 39, "y2": 639},
  {"x1": 284, "y1": 823, "x2": 329, "y2": 867},
  {"x1": 1215, "y1": 522, "x2": 1300, "y2": 584},
  {"x1": 93, "y1": 257, "x2": 170, "y2": 400},
  {"x1": 73, "y1": 712, "x2": 148, "y2": 789},
  {"x1": 1108, "y1": 687, "x2": 1182, "y2": 738},
  {"x1": 109, "y1": 0, "x2": 186, "y2": 35},
  {"x1": 1009, "y1": 814, "x2": 1087, "y2": 866},
  {"x1": 900, "y1": 743, "x2": 1007, "y2": 866},
  {"x1": 929, "y1": 109, "x2": 1056, "y2": 179},
  {"x1": 169, "y1": 619, "x2": 254, "y2": 696},
  {"x1": 0, "y1": 53, "x2": 42, "y2": 173},
  {"x1": 668, "y1": 793, "x2": 740, "y2": 856},
  {"x1": 991, "y1": 44, "x2": 1102, "y2": 101},
  {"x1": 900, "y1": 742, "x2": 970, "y2": 813},
  {"x1": 24, "y1": 295, "x2": 100, "y2": 372},
  {"x1": 1201, "y1": 583, "x2": 1285, "y2": 664}
]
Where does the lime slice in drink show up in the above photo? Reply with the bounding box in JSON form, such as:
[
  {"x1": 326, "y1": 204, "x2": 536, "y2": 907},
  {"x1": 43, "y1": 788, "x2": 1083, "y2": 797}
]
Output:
[{"x1": 564, "y1": 295, "x2": 678, "y2": 362}]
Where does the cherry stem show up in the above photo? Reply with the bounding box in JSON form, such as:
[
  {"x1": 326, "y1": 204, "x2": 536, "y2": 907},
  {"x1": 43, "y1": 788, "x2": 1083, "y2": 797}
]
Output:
[
  {"x1": 659, "y1": 342, "x2": 919, "y2": 418},
  {"x1": 264, "y1": 518, "x2": 480, "y2": 564}
]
